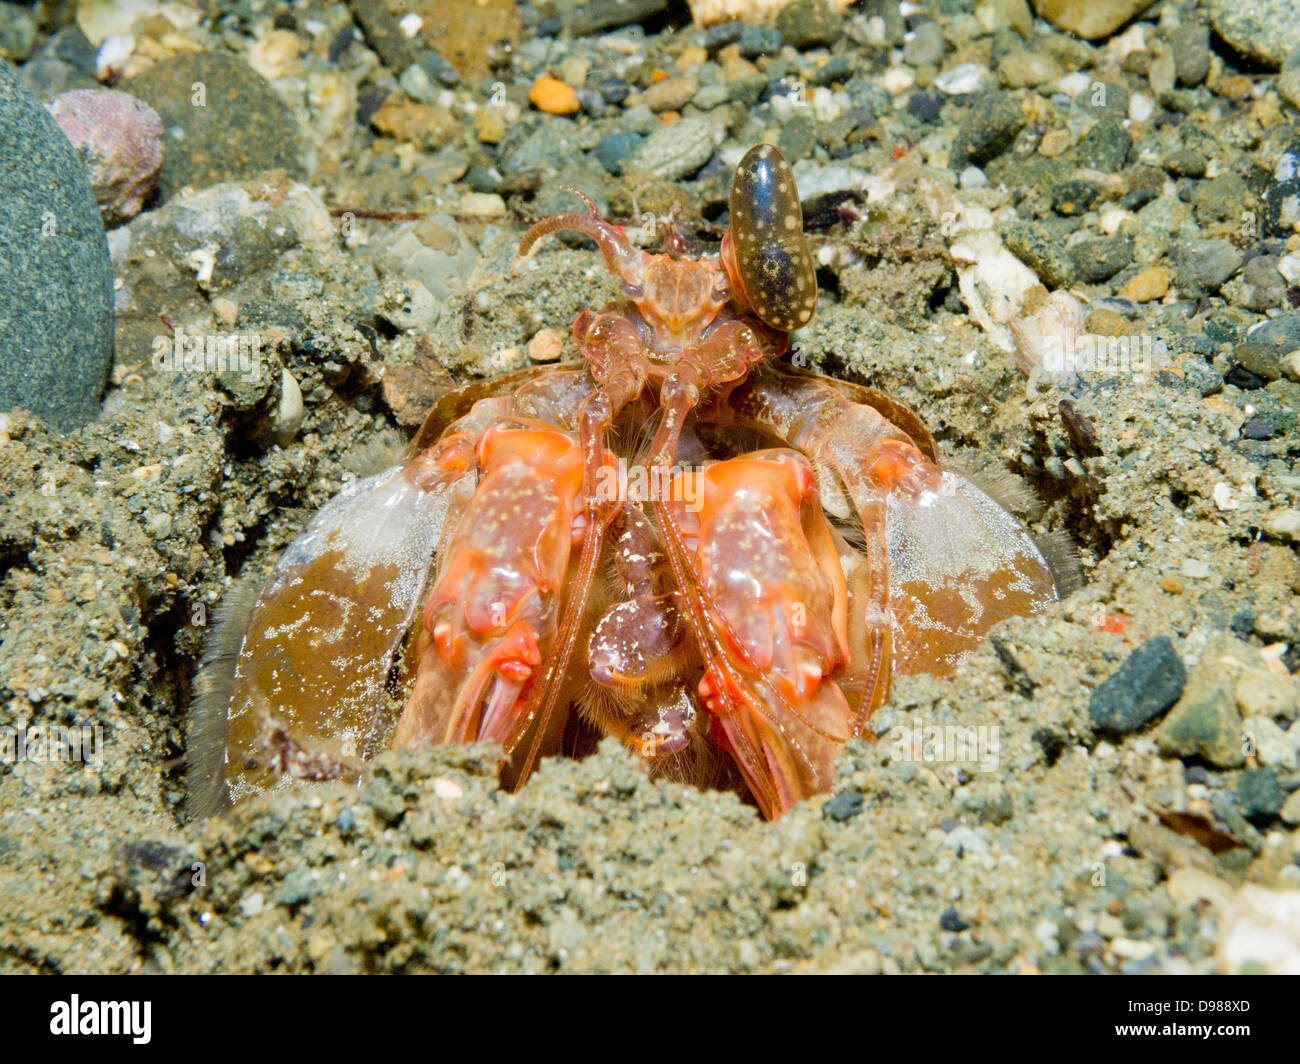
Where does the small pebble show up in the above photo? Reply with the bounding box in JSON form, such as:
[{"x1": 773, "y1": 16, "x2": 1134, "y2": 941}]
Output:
[
  {"x1": 1088, "y1": 636, "x2": 1187, "y2": 735},
  {"x1": 1051, "y1": 180, "x2": 1099, "y2": 216},
  {"x1": 456, "y1": 192, "x2": 506, "y2": 217},
  {"x1": 644, "y1": 76, "x2": 696, "y2": 113},
  {"x1": 146, "y1": 512, "x2": 172, "y2": 539},
  {"x1": 1235, "y1": 768, "x2": 1284, "y2": 822},
  {"x1": 528, "y1": 327, "x2": 566, "y2": 362},
  {"x1": 823, "y1": 791, "x2": 864, "y2": 821},
  {"x1": 1120, "y1": 266, "x2": 1168, "y2": 303},
  {"x1": 529, "y1": 76, "x2": 580, "y2": 115},
  {"x1": 432, "y1": 777, "x2": 464, "y2": 800}
]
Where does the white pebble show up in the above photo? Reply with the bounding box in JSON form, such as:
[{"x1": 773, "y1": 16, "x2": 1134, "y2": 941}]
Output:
[
  {"x1": 1181, "y1": 559, "x2": 1211, "y2": 579},
  {"x1": 1129, "y1": 92, "x2": 1154, "y2": 123},
  {"x1": 432, "y1": 777, "x2": 464, "y2": 800},
  {"x1": 95, "y1": 35, "x2": 134, "y2": 81},
  {"x1": 1212, "y1": 482, "x2": 1238, "y2": 511},
  {"x1": 1099, "y1": 208, "x2": 1133, "y2": 235},
  {"x1": 959, "y1": 166, "x2": 987, "y2": 189},
  {"x1": 273, "y1": 368, "x2": 303, "y2": 443},
  {"x1": 934, "y1": 62, "x2": 985, "y2": 95},
  {"x1": 1055, "y1": 71, "x2": 1092, "y2": 98},
  {"x1": 879, "y1": 66, "x2": 915, "y2": 95}
]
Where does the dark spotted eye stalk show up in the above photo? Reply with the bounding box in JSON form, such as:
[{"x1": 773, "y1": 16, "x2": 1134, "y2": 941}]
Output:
[{"x1": 721, "y1": 144, "x2": 817, "y2": 333}]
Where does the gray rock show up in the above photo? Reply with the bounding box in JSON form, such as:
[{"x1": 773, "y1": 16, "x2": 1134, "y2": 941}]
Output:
[
  {"x1": 122, "y1": 53, "x2": 303, "y2": 200},
  {"x1": 628, "y1": 116, "x2": 715, "y2": 180},
  {"x1": 376, "y1": 215, "x2": 478, "y2": 308},
  {"x1": 1168, "y1": 22, "x2": 1211, "y2": 86},
  {"x1": 1235, "y1": 768, "x2": 1285, "y2": 821},
  {"x1": 0, "y1": 1, "x2": 36, "y2": 62},
  {"x1": 738, "y1": 25, "x2": 782, "y2": 59},
  {"x1": 777, "y1": 111, "x2": 818, "y2": 163},
  {"x1": 1074, "y1": 116, "x2": 1131, "y2": 173},
  {"x1": 0, "y1": 60, "x2": 113, "y2": 430},
  {"x1": 565, "y1": 0, "x2": 668, "y2": 35},
  {"x1": 775, "y1": 0, "x2": 843, "y2": 50},
  {"x1": 903, "y1": 22, "x2": 946, "y2": 68},
  {"x1": 499, "y1": 124, "x2": 583, "y2": 176},
  {"x1": 1156, "y1": 668, "x2": 1245, "y2": 768},
  {"x1": 823, "y1": 791, "x2": 864, "y2": 821},
  {"x1": 1070, "y1": 235, "x2": 1133, "y2": 283},
  {"x1": 1169, "y1": 239, "x2": 1242, "y2": 296},
  {"x1": 1246, "y1": 309, "x2": 1300, "y2": 352},
  {"x1": 1196, "y1": 172, "x2": 1250, "y2": 227},
  {"x1": 1206, "y1": 0, "x2": 1300, "y2": 69},
  {"x1": 1088, "y1": 636, "x2": 1186, "y2": 735},
  {"x1": 1005, "y1": 223, "x2": 1074, "y2": 287},
  {"x1": 595, "y1": 130, "x2": 642, "y2": 174},
  {"x1": 1177, "y1": 357, "x2": 1224, "y2": 395},
  {"x1": 845, "y1": 77, "x2": 891, "y2": 119},
  {"x1": 952, "y1": 92, "x2": 1025, "y2": 167},
  {"x1": 1079, "y1": 80, "x2": 1129, "y2": 119}
]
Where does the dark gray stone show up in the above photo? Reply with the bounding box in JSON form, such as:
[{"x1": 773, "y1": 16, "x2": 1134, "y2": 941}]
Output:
[
  {"x1": 739, "y1": 25, "x2": 782, "y2": 59},
  {"x1": 1170, "y1": 239, "x2": 1242, "y2": 296},
  {"x1": 823, "y1": 791, "x2": 864, "y2": 821},
  {"x1": 566, "y1": 0, "x2": 669, "y2": 35},
  {"x1": 1074, "y1": 116, "x2": 1131, "y2": 173},
  {"x1": 1235, "y1": 768, "x2": 1284, "y2": 821},
  {"x1": 952, "y1": 92, "x2": 1025, "y2": 167},
  {"x1": 775, "y1": 0, "x2": 843, "y2": 50},
  {"x1": 1070, "y1": 235, "x2": 1133, "y2": 283},
  {"x1": 1088, "y1": 636, "x2": 1187, "y2": 735},
  {"x1": 594, "y1": 130, "x2": 642, "y2": 175},
  {"x1": 122, "y1": 53, "x2": 303, "y2": 200},
  {"x1": 1246, "y1": 309, "x2": 1300, "y2": 351},
  {"x1": 1168, "y1": 22, "x2": 1211, "y2": 86},
  {"x1": 1051, "y1": 179, "x2": 1099, "y2": 216},
  {"x1": 1005, "y1": 223, "x2": 1074, "y2": 287},
  {"x1": 1177, "y1": 357, "x2": 1224, "y2": 396},
  {"x1": 0, "y1": 59, "x2": 113, "y2": 431}
]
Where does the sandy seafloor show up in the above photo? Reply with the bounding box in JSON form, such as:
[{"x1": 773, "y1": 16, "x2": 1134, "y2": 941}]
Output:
[{"x1": 2, "y1": 0, "x2": 1300, "y2": 973}]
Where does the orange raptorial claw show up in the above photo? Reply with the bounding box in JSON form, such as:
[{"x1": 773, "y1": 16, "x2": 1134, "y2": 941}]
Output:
[
  {"x1": 661, "y1": 451, "x2": 853, "y2": 817},
  {"x1": 451, "y1": 619, "x2": 542, "y2": 743},
  {"x1": 391, "y1": 423, "x2": 587, "y2": 757}
]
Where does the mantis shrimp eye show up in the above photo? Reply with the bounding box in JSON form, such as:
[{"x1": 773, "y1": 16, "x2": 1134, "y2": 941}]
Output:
[{"x1": 724, "y1": 144, "x2": 817, "y2": 333}]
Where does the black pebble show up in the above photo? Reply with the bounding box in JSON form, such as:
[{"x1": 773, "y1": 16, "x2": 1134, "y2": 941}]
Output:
[
  {"x1": 908, "y1": 90, "x2": 943, "y2": 123},
  {"x1": 1088, "y1": 635, "x2": 1186, "y2": 735},
  {"x1": 823, "y1": 791, "x2": 864, "y2": 822}
]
